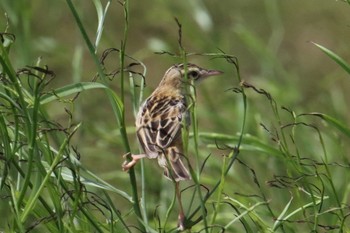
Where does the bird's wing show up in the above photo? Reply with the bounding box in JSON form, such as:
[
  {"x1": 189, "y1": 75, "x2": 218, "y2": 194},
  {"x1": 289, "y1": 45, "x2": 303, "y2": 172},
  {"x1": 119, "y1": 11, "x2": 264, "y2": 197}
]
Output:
[{"x1": 136, "y1": 96, "x2": 186, "y2": 156}]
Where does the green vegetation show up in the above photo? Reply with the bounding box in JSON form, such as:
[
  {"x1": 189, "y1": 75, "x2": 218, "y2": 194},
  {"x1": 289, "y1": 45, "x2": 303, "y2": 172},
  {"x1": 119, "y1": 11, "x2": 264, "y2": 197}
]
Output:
[{"x1": 1, "y1": 0, "x2": 350, "y2": 232}]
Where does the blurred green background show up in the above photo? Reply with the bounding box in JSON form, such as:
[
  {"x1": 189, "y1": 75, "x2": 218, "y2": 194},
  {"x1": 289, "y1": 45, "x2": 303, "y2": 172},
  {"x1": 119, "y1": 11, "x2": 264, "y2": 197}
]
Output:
[
  {"x1": 1, "y1": 0, "x2": 350, "y2": 231},
  {"x1": 1, "y1": 1, "x2": 349, "y2": 137}
]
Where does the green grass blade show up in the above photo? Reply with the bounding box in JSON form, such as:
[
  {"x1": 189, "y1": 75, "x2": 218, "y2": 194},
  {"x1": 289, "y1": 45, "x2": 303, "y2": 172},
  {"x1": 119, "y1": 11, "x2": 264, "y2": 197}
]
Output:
[
  {"x1": 272, "y1": 196, "x2": 293, "y2": 231},
  {"x1": 276, "y1": 197, "x2": 327, "y2": 228},
  {"x1": 65, "y1": 1, "x2": 144, "y2": 230},
  {"x1": 198, "y1": 132, "x2": 282, "y2": 157},
  {"x1": 0, "y1": 92, "x2": 21, "y2": 110},
  {"x1": 20, "y1": 123, "x2": 81, "y2": 222},
  {"x1": 40, "y1": 82, "x2": 108, "y2": 105},
  {"x1": 41, "y1": 163, "x2": 133, "y2": 202},
  {"x1": 300, "y1": 112, "x2": 350, "y2": 138},
  {"x1": 223, "y1": 199, "x2": 269, "y2": 230},
  {"x1": 311, "y1": 41, "x2": 350, "y2": 75}
]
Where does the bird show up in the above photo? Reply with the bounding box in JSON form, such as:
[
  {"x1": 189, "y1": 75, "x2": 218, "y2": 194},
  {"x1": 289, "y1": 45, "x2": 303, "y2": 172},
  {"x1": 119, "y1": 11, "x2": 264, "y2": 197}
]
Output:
[{"x1": 122, "y1": 63, "x2": 223, "y2": 230}]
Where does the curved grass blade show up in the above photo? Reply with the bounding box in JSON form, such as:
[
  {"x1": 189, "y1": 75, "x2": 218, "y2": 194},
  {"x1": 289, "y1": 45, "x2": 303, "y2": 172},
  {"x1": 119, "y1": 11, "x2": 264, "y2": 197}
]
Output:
[
  {"x1": 311, "y1": 42, "x2": 350, "y2": 75},
  {"x1": 21, "y1": 124, "x2": 81, "y2": 222},
  {"x1": 198, "y1": 132, "x2": 282, "y2": 158},
  {"x1": 52, "y1": 166, "x2": 133, "y2": 202},
  {"x1": 300, "y1": 112, "x2": 350, "y2": 138},
  {"x1": 223, "y1": 198, "x2": 269, "y2": 230},
  {"x1": 273, "y1": 197, "x2": 327, "y2": 231},
  {"x1": 272, "y1": 196, "x2": 293, "y2": 231},
  {"x1": 40, "y1": 82, "x2": 108, "y2": 105}
]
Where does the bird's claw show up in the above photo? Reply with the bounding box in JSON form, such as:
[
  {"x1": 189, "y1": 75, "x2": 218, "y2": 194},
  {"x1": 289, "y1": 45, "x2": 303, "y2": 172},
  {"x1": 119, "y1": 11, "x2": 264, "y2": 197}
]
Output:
[
  {"x1": 122, "y1": 152, "x2": 132, "y2": 172},
  {"x1": 123, "y1": 152, "x2": 131, "y2": 159}
]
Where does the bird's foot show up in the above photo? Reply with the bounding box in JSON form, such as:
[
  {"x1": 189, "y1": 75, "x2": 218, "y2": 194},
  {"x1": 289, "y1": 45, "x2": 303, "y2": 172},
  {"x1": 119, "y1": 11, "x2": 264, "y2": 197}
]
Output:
[
  {"x1": 122, "y1": 153, "x2": 146, "y2": 172},
  {"x1": 122, "y1": 152, "x2": 133, "y2": 172}
]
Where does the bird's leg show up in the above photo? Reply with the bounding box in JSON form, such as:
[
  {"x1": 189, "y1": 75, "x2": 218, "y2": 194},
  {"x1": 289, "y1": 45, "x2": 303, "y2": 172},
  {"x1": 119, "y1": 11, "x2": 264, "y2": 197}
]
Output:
[
  {"x1": 175, "y1": 181, "x2": 186, "y2": 231},
  {"x1": 122, "y1": 152, "x2": 146, "y2": 171}
]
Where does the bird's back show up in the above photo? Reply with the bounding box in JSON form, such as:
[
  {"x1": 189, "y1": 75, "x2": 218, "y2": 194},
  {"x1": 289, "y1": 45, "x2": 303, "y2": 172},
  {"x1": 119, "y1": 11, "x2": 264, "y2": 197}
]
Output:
[{"x1": 135, "y1": 92, "x2": 187, "y2": 158}]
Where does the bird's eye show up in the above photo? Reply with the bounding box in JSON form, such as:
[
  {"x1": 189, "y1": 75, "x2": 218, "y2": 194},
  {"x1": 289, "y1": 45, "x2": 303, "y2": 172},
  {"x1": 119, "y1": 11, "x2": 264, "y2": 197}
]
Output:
[{"x1": 188, "y1": 70, "x2": 199, "y2": 79}]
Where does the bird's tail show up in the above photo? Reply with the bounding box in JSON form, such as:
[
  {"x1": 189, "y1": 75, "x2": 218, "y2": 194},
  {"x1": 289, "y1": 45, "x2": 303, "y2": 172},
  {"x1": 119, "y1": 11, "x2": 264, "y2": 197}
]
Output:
[{"x1": 158, "y1": 147, "x2": 191, "y2": 182}]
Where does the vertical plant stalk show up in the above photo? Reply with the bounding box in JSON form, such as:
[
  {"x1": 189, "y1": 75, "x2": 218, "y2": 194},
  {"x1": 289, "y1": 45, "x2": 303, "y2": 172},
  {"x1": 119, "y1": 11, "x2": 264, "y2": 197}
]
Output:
[
  {"x1": 210, "y1": 55, "x2": 248, "y2": 230},
  {"x1": 175, "y1": 18, "x2": 209, "y2": 229},
  {"x1": 187, "y1": 68, "x2": 210, "y2": 232},
  {"x1": 65, "y1": 0, "x2": 145, "y2": 231},
  {"x1": 209, "y1": 155, "x2": 228, "y2": 230},
  {"x1": 129, "y1": 67, "x2": 148, "y2": 226},
  {"x1": 20, "y1": 124, "x2": 81, "y2": 222},
  {"x1": 163, "y1": 184, "x2": 177, "y2": 230},
  {"x1": 0, "y1": 42, "x2": 35, "y2": 208},
  {"x1": 118, "y1": 0, "x2": 146, "y2": 228},
  {"x1": 185, "y1": 54, "x2": 247, "y2": 228}
]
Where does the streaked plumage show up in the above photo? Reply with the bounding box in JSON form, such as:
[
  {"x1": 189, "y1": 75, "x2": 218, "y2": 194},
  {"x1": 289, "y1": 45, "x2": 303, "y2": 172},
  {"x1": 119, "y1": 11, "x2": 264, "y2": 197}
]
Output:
[
  {"x1": 135, "y1": 91, "x2": 190, "y2": 181},
  {"x1": 122, "y1": 63, "x2": 223, "y2": 229},
  {"x1": 123, "y1": 63, "x2": 222, "y2": 180}
]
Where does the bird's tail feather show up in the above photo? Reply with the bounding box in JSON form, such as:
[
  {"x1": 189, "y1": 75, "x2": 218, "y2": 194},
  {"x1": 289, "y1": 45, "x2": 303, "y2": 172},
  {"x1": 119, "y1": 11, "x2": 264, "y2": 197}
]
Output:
[{"x1": 158, "y1": 147, "x2": 191, "y2": 182}]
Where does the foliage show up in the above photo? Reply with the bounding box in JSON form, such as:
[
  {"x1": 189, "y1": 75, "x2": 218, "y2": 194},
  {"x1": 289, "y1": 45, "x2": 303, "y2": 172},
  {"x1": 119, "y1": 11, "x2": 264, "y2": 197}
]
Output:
[{"x1": 1, "y1": 0, "x2": 350, "y2": 232}]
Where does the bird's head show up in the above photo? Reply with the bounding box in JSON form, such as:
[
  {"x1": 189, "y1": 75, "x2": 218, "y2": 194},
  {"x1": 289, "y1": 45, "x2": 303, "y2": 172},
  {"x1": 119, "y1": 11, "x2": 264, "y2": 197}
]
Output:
[{"x1": 159, "y1": 63, "x2": 223, "y2": 89}]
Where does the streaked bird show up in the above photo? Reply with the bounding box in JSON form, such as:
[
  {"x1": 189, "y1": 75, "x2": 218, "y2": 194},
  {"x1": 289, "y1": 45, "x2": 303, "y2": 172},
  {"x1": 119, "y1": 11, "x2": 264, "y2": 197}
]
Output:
[{"x1": 122, "y1": 63, "x2": 223, "y2": 230}]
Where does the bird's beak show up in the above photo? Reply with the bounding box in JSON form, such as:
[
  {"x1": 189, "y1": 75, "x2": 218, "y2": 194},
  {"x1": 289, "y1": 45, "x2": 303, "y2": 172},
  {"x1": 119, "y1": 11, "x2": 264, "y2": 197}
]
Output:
[
  {"x1": 206, "y1": 69, "x2": 224, "y2": 77},
  {"x1": 199, "y1": 69, "x2": 224, "y2": 81}
]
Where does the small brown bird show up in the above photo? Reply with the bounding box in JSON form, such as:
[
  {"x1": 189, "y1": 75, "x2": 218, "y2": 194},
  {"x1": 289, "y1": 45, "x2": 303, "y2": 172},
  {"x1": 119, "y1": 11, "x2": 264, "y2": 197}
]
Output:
[{"x1": 122, "y1": 63, "x2": 223, "y2": 230}]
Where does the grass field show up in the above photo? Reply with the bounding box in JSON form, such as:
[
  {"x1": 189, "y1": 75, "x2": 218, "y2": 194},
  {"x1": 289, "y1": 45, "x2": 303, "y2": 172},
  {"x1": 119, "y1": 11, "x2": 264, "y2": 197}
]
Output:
[{"x1": 1, "y1": 0, "x2": 350, "y2": 232}]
